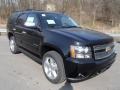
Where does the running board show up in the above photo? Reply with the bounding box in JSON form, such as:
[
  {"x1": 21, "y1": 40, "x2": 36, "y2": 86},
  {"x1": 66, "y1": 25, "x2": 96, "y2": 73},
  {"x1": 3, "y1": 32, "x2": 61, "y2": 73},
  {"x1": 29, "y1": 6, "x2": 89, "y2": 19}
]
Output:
[{"x1": 19, "y1": 47, "x2": 42, "y2": 64}]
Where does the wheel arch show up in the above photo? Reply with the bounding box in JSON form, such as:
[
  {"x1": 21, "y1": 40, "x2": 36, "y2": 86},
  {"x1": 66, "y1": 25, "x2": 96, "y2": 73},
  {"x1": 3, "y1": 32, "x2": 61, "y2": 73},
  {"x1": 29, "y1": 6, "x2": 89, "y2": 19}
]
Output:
[
  {"x1": 8, "y1": 32, "x2": 14, "y2": 40},
  {"x1": 40, "y1": 44, "x2": 65, "y2": 60}
]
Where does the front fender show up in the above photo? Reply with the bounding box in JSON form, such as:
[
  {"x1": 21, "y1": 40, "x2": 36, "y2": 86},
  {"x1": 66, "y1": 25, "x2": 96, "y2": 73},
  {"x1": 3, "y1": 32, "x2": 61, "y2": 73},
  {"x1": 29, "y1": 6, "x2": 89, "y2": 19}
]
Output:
[{"x1": 42, "y1": 29, "x2": 76, "y2": 58}]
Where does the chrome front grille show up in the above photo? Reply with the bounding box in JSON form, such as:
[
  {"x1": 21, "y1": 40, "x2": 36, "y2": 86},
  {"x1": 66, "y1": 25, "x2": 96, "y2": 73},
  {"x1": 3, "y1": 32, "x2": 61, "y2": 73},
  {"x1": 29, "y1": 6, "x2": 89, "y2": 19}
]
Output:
[{"x1": 93, "y1": 43, "x2": 114, "y2": 60}]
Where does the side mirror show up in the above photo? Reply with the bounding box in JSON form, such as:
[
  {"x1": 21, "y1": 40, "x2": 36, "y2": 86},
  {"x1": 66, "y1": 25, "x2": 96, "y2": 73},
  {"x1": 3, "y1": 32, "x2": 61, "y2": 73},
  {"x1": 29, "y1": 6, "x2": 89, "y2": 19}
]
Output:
[
  {"x1": 24, "y1": 22, "x2": 36, "y2": 28},
  {"x1": 24, "y1": 22, "x2": 42, "y2": 32}
]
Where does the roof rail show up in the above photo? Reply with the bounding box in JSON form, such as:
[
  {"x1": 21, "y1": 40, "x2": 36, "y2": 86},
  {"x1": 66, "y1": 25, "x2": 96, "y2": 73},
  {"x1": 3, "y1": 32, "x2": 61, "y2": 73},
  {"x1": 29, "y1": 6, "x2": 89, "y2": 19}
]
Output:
[
  {"x1": 13, "y1": 9, "x2": 33, "y2": 12},
  {"x1": 13, "y1": 9, "x2": 45, "y2": 13},
  {"x1": 25, "y1": 9, "x2": 34, "y2": 11}
]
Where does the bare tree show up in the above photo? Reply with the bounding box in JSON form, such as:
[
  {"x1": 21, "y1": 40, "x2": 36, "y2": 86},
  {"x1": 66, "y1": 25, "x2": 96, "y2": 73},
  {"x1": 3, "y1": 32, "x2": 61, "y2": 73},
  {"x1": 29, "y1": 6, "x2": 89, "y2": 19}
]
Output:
[{"x1": 0, "y1": 0, "x2": 120, "y2": 29}]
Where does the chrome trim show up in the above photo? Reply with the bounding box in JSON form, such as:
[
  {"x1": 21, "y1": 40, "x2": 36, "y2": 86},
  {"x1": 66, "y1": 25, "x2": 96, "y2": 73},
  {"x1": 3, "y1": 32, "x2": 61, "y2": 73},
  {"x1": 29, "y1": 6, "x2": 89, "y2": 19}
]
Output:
[{"x1": 93, "y1": 42, "x2": 114, "y2": 60}]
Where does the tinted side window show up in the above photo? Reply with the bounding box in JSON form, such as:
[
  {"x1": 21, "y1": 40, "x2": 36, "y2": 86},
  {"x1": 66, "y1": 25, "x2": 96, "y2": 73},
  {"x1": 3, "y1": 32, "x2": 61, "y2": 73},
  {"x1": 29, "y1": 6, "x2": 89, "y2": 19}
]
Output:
[
  {"x1": 16, "y1": 13, "x2": 27, "y2": 26},
  {"x1": 24, "y1": 13, "x2": 38, "y2": 26}
]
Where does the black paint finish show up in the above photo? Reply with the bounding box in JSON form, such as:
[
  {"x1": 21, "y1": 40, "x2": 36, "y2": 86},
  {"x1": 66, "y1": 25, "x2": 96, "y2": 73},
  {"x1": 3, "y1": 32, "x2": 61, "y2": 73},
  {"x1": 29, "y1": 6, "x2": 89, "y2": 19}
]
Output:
[{"x1": 7, "y1": 10, "x2": 116, "y2": 79}]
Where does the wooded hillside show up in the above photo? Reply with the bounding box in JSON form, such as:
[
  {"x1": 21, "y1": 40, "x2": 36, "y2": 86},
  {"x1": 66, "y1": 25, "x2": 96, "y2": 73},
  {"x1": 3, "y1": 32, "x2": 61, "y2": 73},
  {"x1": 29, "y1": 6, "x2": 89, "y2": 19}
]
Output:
[{"x1": 0, "y1": 0, "x2": 120, "y2": 33}]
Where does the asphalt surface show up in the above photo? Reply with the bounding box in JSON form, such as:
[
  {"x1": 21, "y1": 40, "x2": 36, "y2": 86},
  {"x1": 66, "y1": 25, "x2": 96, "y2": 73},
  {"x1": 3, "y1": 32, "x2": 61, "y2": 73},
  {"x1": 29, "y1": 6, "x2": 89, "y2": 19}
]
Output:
[{"x1": 0, "y1": 36, "x2": 120, "y2": 90}]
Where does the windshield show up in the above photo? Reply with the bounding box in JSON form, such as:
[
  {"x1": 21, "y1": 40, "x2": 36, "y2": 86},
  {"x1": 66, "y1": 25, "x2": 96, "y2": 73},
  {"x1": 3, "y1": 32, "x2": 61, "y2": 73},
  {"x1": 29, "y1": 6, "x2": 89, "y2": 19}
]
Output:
[{"x1": 40, "y1": 13, "x2": 79, "y2": 29}]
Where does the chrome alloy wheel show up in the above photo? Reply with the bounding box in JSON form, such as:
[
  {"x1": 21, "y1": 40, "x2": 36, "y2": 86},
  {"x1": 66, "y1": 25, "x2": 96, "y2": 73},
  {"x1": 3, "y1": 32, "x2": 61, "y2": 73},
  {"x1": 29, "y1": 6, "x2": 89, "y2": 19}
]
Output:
[
  {"x1": 43, "y1": 57, "x2": 58, "y2": 80},
  {"x1": 10, "y1": 38, "x2": 15, "y2": 52}
]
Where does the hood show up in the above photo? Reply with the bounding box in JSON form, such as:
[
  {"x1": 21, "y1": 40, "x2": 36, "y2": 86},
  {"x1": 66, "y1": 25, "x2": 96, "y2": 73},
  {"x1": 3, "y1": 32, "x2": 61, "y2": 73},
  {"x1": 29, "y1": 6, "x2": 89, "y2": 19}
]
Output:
[{"x1": 50, "y1": 28, "x2": 113, "y2": 45}]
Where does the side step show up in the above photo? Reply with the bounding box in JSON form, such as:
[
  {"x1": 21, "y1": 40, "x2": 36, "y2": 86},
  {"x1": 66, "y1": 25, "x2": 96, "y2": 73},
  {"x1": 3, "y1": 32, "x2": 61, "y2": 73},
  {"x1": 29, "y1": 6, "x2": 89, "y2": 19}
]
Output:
[{"x1": 19, "y1": 47, "x2": 42, "y2": 64}]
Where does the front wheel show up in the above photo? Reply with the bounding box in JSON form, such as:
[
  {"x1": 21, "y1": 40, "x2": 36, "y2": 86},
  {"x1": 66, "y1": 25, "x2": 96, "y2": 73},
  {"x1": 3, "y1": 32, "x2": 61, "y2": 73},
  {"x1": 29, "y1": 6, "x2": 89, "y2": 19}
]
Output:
[{"x1": 42, "y1": 51, "x2": 66, "y2": 84}]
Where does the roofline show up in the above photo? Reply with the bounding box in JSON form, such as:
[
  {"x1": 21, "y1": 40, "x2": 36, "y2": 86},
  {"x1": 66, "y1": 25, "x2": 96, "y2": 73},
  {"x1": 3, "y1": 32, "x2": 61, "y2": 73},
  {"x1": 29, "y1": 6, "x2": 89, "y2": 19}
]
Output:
[{"x1": 13, "y1": 9, "x2": 64, "y2": 15}]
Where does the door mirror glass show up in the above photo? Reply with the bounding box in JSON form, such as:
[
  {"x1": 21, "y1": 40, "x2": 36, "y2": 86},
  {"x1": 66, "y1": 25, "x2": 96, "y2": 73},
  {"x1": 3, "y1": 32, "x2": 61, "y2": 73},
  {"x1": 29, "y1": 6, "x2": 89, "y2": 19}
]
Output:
[{"x1": 24, "y1": 22, "x2": 36, "y2": 27}]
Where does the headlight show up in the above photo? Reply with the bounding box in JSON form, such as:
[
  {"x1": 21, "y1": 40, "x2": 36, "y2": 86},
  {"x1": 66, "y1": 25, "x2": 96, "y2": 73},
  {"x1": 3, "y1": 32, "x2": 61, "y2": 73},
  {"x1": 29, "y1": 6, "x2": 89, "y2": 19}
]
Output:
[{"x1": 70, "y1": 45, "x2": 92, "y2": 59}]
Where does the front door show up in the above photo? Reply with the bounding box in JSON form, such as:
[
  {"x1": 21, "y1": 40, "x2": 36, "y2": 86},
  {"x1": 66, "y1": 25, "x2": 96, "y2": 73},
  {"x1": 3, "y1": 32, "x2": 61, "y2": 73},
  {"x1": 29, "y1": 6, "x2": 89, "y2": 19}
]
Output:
[{"x1": 22, "y1": 13, "x2": 42, "y2": 55}]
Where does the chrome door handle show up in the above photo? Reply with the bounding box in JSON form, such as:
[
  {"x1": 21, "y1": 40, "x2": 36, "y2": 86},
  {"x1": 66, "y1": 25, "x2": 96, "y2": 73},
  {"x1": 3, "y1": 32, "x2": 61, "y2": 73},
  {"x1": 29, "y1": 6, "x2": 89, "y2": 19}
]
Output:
[
  {"x1": 13, "y1": 28, "x2": 16, "y2": 31},
  {"x1": 22, "y1": 31, "x2": 26, "y2": 34}
]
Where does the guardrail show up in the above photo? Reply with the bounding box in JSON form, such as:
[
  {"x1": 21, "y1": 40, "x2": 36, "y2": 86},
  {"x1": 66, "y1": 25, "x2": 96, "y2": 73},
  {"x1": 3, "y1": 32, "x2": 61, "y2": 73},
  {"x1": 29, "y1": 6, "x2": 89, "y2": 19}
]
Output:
[
  {"x1": 110, "y1": 34, "x2": 120, "y2": 43},
  {"x1": 0, "y1": 29, "x2": 7, "y2": 35}
]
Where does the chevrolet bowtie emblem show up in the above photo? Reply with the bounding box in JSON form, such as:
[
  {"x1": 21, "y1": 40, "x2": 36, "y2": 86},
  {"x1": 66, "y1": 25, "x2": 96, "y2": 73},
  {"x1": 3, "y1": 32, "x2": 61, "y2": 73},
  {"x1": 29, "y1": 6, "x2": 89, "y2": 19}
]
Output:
[{"x1": 106, "y1": 47, "x2": 111, "y2": 52}]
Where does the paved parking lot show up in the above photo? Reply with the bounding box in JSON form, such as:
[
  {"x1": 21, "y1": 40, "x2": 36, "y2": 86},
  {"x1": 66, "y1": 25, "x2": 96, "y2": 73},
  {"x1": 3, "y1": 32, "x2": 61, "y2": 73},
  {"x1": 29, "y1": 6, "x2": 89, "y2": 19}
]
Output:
[{"x1": 0, "y1": 36, "x2": 120, "y2": 90}]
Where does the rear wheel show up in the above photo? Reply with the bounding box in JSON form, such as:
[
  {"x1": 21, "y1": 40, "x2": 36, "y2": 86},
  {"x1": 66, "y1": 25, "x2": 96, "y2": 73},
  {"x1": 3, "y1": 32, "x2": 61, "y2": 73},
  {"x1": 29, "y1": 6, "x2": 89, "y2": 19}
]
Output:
[
  {"x1": 42, "y1": 51, "x2": 66, "y2": 84},
  {"x1": 9, "y1": 36, "x2": 20, "y2": 54}
]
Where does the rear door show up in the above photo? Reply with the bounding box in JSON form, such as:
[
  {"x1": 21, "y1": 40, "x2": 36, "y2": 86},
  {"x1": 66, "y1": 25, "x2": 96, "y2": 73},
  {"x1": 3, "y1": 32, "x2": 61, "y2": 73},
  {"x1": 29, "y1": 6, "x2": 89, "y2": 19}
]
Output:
[{"x1": 14, "y1": 13, "x2": 28, "y2": 46}]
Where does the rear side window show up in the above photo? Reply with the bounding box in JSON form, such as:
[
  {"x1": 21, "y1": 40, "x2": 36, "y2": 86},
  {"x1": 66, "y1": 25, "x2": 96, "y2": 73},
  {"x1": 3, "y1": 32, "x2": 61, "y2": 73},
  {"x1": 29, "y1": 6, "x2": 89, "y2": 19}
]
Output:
[
  {"x1": 16, "y1": 13, "x2": 28, "y2": 26},
  {"x1": 8, "y1": 12, "x2": 20, "y2": 25}
]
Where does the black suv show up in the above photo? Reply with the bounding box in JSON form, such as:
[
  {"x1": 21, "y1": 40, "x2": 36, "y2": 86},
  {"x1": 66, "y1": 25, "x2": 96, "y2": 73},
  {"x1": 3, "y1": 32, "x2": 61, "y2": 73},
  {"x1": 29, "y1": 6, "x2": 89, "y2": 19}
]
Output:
[{"x1": 7, "y1": 10, "x2": 116, "y2": 84}]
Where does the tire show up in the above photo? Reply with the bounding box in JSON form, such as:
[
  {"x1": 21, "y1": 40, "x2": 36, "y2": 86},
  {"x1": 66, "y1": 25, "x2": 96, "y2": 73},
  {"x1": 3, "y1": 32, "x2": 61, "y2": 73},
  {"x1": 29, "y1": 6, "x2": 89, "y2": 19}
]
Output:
[
  {"x1": 42, "y1": 51, "x2": 66, "y2": 84},
  {"x1": 9, "y1": 36, "x2": 20, "y2": 54}
]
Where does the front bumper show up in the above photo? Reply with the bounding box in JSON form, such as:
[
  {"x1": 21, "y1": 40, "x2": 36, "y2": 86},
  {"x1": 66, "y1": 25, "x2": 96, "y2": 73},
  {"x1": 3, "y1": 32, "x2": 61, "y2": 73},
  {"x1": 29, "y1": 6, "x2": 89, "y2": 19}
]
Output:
[{"x1": 64, "y1": 53, "x2": 116, "y2": 79}]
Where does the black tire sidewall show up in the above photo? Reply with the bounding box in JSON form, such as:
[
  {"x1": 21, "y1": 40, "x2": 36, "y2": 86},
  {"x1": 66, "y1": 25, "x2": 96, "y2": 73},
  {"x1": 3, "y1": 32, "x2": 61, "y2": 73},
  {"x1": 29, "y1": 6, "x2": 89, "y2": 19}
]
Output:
[{"x1": 42, "y1": 51, "x2": 66, "y2": 84}]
